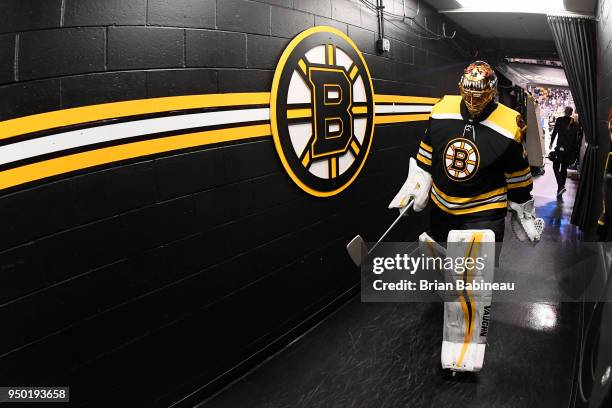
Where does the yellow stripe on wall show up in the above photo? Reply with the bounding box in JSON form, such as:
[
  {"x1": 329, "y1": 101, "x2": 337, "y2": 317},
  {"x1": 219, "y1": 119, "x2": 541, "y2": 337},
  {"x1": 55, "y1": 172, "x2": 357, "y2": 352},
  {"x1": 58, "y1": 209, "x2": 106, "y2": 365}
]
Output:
[
  {"x1": 0, "y1": 92, "x2": 438, "y2": 191},
  {"x1": 374, "y1": 94, "x2": 440, "y2": 104},
  {"x1": 0, "y1": 93, "x2": 436, "y2": 141},
  {"x1": 0, "y1": 124, "x2": 271, "y2": 191},
  {"x1": 0, "y1": 92, "x2": 271, "y2": 141},
  {"x1": 0, "y1": 93, "x2": 437, "y2": 142},
  {"x1": 375, "y1": 113, "x2": 431, "y2": 125}
]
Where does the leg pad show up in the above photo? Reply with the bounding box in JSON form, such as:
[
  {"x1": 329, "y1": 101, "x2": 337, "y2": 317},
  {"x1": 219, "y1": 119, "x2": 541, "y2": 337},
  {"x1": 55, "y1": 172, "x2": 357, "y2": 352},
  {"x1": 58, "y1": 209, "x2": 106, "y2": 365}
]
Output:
[{"x1": 441, "y1": 229, "x2": 495, "y2": 373}]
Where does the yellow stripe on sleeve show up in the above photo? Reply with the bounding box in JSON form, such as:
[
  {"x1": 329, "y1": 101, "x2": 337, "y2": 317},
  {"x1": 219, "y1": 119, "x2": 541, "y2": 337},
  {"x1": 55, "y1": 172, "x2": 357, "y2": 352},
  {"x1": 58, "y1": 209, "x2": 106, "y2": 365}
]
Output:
[
  {"x1": 506, "y1": 178, "x2": 533, "y2": 189},
  {"x1": 504, "y1": 167, "x2": 531, "y2": 178},
  {"x1": 416, "y1": 153, "x2": 432, "y2": 166},
  {"x1": 419, "y1": 141, "x2": 433, "y2": 152}
]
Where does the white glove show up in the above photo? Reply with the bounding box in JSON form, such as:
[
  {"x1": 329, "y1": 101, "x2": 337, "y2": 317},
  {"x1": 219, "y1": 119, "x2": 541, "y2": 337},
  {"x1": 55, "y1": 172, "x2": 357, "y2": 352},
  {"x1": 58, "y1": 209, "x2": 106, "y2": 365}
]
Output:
[
  {"x1": 508, "y1": 199, "x2": 545, "y2": 243},
  {"x1": 388, "y1": 157, "x2": 432, "y2": 212}
]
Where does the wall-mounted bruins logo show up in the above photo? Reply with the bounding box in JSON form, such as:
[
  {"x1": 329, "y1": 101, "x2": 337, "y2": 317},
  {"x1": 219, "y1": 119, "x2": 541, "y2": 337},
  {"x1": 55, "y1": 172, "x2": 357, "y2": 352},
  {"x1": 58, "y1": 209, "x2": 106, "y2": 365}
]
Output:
[
  {"x1": 270, "y1": 26, "x2": 375, "y2": 197},
  {"x1": 444, "y1": 138, "x2": 479, "y2": 181}
]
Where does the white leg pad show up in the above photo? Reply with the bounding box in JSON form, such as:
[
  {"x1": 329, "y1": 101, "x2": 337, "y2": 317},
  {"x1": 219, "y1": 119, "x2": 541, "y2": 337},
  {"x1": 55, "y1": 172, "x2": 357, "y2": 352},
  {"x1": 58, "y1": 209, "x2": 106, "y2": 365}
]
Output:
[
  {"x1": 442, "y1": 229, "x2": 495, "y2": 373},
  {"x1": 441, "y1": 341, "x2": 486, "y2": 372}
]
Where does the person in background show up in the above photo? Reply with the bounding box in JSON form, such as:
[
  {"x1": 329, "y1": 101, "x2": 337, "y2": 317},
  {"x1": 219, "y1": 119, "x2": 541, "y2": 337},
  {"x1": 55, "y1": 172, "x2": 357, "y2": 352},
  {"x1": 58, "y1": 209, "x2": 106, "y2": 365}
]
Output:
[
  {"x1": 568, "y1": 113, "x2": 583, "y2": 170},
  {"x1": 549, "y1": 106, "x2": 578, "y2": 196}
]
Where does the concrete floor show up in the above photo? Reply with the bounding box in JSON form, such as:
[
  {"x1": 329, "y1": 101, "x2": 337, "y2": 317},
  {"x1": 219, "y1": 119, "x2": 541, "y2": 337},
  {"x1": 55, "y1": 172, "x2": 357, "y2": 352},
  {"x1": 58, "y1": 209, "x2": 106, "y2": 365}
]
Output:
[{"x1": 198, "y1": 162, "x2": 587, "y2": 408}]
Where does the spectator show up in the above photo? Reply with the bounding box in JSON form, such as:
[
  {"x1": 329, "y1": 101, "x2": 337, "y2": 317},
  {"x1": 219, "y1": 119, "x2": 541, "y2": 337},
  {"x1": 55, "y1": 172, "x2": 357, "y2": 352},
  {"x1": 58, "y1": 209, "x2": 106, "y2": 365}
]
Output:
[{"x1": 549, "y1": 106, "x2": 578, "y2": 196}]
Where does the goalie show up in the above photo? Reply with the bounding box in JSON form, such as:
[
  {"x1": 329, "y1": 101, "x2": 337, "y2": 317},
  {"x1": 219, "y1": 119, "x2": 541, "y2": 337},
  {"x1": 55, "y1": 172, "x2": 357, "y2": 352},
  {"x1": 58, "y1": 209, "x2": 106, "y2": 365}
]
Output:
[
  {"x1": 390, "y1": 60, "x2": 543, "y2": 250},
  {"x1": 390, "y1": 61, "x2": 544, "y2": 372}
]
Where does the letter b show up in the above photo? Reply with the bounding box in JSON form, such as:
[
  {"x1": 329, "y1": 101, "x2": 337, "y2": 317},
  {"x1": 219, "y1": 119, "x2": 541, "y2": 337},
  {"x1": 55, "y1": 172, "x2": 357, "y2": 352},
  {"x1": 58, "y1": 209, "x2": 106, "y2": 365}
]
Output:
[{"x1": 308, "y1": 67, "x2": 353, "y2": 158}]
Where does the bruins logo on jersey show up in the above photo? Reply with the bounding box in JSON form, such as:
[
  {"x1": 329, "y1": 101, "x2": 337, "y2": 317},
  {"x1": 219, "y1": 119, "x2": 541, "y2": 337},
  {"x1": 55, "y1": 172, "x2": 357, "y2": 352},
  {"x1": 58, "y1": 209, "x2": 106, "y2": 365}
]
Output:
[
  {"x1": 444, "y1": 138, "x2": 479, "y2": 181},
  {"x1": 270, "y1": 26, "x2": 375, "y2": 197}
]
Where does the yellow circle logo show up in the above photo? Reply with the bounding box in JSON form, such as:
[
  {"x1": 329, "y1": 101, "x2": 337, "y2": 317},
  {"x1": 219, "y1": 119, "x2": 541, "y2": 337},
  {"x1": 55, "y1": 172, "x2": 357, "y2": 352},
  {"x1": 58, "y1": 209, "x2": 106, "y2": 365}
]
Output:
[
  {"x1": 270, "y1": 27, "x2": 375, "y2": 197},
  {"x1": 444, "y1": 138, "x2": 479, "y2": 181}
]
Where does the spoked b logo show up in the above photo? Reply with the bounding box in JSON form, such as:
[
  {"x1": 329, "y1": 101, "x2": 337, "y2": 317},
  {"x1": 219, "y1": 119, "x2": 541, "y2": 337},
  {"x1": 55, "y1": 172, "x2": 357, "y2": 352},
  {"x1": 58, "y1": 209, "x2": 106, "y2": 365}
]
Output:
[
  {"x1": 270, "y1": 27, "x2": 375, "y2": 197},
  {"x1": 444, "y1": 138, "x2": 480, "y2": 181}
]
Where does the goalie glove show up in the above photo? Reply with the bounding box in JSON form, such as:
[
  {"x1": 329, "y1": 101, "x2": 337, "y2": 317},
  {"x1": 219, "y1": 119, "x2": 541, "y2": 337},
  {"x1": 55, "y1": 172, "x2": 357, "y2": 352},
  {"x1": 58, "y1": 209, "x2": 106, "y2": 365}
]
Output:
[
  {"x1": 508, "y1": 199, "x2": 544, "y2": 243},
  {"x1": 388, "y1": 157, "x2": 432, "y2": 212}
]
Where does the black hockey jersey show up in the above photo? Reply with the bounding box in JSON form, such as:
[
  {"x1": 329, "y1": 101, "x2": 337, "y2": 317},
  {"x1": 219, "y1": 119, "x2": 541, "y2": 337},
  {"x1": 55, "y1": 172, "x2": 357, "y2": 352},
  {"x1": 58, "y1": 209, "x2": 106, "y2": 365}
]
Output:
[{"x1": 416, "y1": 95, "x2": 533, "y2": 222}]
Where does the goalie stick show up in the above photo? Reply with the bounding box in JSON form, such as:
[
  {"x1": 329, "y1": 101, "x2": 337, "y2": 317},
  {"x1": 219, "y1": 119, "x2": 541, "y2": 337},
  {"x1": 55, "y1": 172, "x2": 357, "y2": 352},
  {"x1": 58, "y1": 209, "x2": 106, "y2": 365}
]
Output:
[{"x1": 346, "y1": 199, "x2": 414, "y2": 266}]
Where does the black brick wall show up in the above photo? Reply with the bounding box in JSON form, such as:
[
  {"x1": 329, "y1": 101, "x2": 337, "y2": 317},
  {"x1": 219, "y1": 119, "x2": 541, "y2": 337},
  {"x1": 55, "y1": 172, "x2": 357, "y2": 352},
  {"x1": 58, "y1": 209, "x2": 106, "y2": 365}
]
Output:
[
  {"x1": 0, "y1": 0, "x2": 476, "y2": 116},
  {"x1": 20, "y1": 28, "x2": 106, "y2": 80},
  {"x1": 108, "y1": 26, "x2": 185, "y2": 70},
  {"x1": 0, "y1": 35, "x2": 15, "y2": 83},
  {"x1": 186, "y1": 30, "x2": 247, "y2": 68},
  {"x1": 65, "y1": 0, "x2": 148, "y2": 27},
  {"x1": 148, "y1": 0, "x2": 216, "y2": 28},
  {"x1": 1, "y1": 0, "x2": 62, "y2": 34},
  {"x1": 217, "y1": 0, "x2": 272, "y2": 35},
  {"x1": 61, "y1": 71, "x2": 148, "y2": 108},
  {"x1": 0, "y1": 0, "x2": 475, "y2": 406}
]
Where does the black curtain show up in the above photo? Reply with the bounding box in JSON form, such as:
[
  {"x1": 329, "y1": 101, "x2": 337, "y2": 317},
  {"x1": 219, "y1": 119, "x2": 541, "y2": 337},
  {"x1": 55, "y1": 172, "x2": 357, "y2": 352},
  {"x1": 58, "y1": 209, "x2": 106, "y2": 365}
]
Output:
[{"x1": 547, "y1": 15, "x2": 598, "y2": 230}]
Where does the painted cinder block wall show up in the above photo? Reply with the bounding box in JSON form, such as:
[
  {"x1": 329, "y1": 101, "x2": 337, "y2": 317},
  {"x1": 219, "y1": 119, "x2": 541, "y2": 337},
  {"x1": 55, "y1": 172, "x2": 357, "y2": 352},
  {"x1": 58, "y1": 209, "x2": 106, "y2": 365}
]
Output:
[{"x1": 0, "y1": 0, "x2": 475, "y2": 406}]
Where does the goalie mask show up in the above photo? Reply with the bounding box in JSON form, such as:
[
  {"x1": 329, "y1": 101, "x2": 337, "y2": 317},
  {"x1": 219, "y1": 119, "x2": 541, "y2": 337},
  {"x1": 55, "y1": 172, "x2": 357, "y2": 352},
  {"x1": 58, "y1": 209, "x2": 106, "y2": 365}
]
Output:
[{"x1": 459, "y1": 61, "x2": 498, "y2": 117}]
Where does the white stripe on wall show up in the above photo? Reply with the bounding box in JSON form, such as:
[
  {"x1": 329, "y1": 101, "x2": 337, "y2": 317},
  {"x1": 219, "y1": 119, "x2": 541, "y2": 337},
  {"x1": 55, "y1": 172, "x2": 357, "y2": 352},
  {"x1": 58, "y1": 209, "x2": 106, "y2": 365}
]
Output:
[
  {"x1": 0, "y1": 108, "x2": 270, "y2": 166},
  {"x1": 375, "y1": 104, "x2": 434, "y2": 114}
]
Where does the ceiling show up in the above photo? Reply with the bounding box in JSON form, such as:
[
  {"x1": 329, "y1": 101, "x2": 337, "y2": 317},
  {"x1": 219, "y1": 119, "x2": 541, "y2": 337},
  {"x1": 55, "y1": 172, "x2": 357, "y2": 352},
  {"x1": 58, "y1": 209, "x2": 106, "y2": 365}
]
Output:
[
  {"x1": 425, "y1": 0, "x2": 598, "y2": 16},
  {"x1": 497, "y1": 62, "x2": 569, "y2": 87},
  {"x1": 434, "y1": 12, "x2": 553, "y2": 41},
  {"x1": 423, "y1": 0, "x2": 598, "y2": 58}
]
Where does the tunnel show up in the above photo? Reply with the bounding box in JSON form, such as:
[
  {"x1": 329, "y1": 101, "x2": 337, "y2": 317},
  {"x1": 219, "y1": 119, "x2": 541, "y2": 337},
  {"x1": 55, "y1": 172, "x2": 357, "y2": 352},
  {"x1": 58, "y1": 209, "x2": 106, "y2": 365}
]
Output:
[{"x1": 0, "y1": 0, "x2": 611, "y2": 407}]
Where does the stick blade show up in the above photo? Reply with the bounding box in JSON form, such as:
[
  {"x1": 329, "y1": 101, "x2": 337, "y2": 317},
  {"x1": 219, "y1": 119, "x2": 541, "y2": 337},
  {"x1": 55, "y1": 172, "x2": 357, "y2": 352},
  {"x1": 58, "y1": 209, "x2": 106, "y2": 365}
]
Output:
[{"x1": 346, "y1": 235, "x2": 366, "y2": 266}]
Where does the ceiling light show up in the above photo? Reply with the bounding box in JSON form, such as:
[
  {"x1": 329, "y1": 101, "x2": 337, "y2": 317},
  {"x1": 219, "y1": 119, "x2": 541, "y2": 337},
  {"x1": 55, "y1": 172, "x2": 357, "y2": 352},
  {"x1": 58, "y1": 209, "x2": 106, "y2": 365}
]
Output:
[{"x1": 456, "y1": 0, "x2": 565, "y2": 13}]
